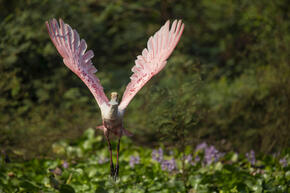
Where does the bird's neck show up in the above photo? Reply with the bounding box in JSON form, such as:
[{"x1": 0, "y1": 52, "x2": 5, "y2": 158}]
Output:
[{"x1": 108, "y1": 100, "x2": 119, "y2": 119}]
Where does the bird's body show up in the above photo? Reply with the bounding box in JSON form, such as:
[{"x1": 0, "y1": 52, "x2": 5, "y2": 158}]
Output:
[
  {"x1": 98, "y1": 92, "x2": 132, "y2": 137},
  {"x1": 99, "y1": 104, "x2": 123, "y2": 137},
  {"x1": 100, "y1": 104, "x2": 123, "y2": 135},
  {"x1": 46, "y1": 18, "x2": 184, "y2": 179}
]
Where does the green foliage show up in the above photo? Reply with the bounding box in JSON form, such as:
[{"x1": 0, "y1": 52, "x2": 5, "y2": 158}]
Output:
[
  {"x1": 0, "y1": 129, "x2": 289, "y2": 192},
  {"x1": 0, "y1": 0, "x2": 289, "y2": 158},
  {"x1": 198, "y1": 64, "x2": 290, "y2": 153}
]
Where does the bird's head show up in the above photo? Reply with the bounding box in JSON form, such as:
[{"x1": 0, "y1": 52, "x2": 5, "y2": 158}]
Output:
[{"x1": 109, "y1": 92, "x2": 119, "y2": 105}]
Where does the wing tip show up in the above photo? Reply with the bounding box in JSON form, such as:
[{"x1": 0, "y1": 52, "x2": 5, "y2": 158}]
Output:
[
  {"x1": 46, "y1": 18, "x2": 64, "y2": 24},
  {"x1": 45, "y1": 21, "x2": 50, "y2": 31}
]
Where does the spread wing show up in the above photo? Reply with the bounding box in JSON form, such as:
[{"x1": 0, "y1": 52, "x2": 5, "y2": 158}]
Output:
[
  {"x1": 118, "y1": 20, "x2": 184, "y2": 111},
  {"x1": 46, "y1": 18, "x2": 109, "y2": 109}
]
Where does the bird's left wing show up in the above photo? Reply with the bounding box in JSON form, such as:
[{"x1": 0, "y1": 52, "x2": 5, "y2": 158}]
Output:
[
  {"x1": 46, "y1": 19, "x2": 109, "y2": 109},
  {"x1": 118, "y1": 20, "x2": 184, "y2": 111}
]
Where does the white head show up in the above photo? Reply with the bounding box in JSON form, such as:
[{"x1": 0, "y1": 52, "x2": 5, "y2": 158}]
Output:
[{"x1": 109, "y1": 92, "x2": 119, "y2": 105}]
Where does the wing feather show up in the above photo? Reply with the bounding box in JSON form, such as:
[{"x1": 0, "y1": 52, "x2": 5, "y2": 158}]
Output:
[
  {"x1": 46, "y1": 19, "x2": 109, "y2": 109},
  {"x1": 118, "y1": 20, "x2": 184, "y2": 111}
]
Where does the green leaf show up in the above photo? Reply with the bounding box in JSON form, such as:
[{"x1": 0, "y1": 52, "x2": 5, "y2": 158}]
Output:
[{"x1": 59, "y1": 184, "x2": 76, "y2": 193}]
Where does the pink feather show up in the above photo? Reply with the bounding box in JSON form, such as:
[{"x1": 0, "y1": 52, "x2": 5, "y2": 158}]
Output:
[
  {"x1": 46, "y1": 19, "x2": 109, "y2": 108},
  {"x1": 118, "y1": 20, "x2": 184, "y2": 111}
]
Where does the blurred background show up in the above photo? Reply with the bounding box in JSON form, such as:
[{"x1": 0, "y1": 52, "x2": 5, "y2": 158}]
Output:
[{"x1": 0, "y1": 0, "x2": 289, "y2": 159}]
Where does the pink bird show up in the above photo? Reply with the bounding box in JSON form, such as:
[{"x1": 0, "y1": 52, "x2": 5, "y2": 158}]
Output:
[{"x1": 46, "y1": 18, "x2": 184, "y2": 179}]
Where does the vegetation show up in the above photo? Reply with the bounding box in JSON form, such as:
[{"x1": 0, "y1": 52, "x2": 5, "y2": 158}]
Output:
[{"x1": 1, "y1": 128, "x2": 289, "y2": 192}]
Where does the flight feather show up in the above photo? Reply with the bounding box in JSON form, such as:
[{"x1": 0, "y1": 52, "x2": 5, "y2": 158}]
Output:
[
  {"x1": 46, "y1": 19, "x2": 109, "y2": 109},
  {"x1": 118, "y1": 20, "x2": 184, "y2": 111}
]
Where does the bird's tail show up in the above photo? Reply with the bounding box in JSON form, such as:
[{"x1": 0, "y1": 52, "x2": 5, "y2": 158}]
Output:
[
  {"x1": 96, "y1": 125, "x2": 105, "y2": 130},
  {"x1": 96, "y1": 125, "x2": 133, "y2": 137},
  {"x1": 122, "y1": 128, "x2": 133, "y2": 137}
]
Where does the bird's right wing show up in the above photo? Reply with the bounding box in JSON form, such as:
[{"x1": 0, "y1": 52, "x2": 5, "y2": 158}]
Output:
[
  {"x1": 118, "y1": 20, "x2": 184, "y2": 112},
  {"x1": 46, "y1": 18, "x2": 109, "y2": 109}
]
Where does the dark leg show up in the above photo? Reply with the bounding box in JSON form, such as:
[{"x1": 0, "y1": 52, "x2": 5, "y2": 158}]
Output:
[
  {"x1": 114, "y1": 134, "x2": 122, "y2": 180},
  {"x1": 105, "y1": 132, "x2": 115, "y2": 177}
]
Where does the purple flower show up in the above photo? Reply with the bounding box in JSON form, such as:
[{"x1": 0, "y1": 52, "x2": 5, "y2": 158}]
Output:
[
  {"x1": 195, "y1": 142, "x2": 208, "y2": 152},
  {"x1": 204, "y1": 146, "x2": 215, "y2": 165},
  {"x1": 215, "y1": 152, "x2": 225, "y2": 162},
  {"x1": 98, "y1": 157, "x2": 109, "y2": 164},
  {"x1": 203, "y1": 145, "x2": 224, "y2": 165},
  {"x1": 184, "y1": 154, "x2": 192, "y2": 163},
  {"x1": 246, "y1": 150, "x2": 256, "y2": 165},
  {"x1": 194, "y1": 155, "x2": 200, "y2": 163},
  {"x1": 50, "y1": 167, "x2": 62, "y2": 176},
  {"x1": 62, "y1": 161, "x2": 69, "y2": 169},
  {"x1": 195, "y1": 142, "x2": 225, "y2": 165},
  {"x1": 279, "y1": 157, "x2": 288, "y2": 167},
  {"x1": 187, "y1": 155, "x2": 201, "y2": 166},
  {"x1": 161, "y1": 158, "x2": 176, "y2": 172},
  {"x1": 152, "y1": 148, "x2": 163, "y2": 162},
  {"x1": 129, "y1": 155, "x2": 140, "y2": 167}
]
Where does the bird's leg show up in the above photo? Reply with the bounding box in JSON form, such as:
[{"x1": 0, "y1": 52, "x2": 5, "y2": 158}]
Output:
[
  {"x1": 105, "y1": 132, "x2": 115, "y2": 177},
  {"x1": 114, "y1": 133, "x2": 122, "y2": 180}
]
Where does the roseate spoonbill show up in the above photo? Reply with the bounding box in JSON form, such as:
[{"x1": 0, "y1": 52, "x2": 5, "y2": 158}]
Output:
[{"x1": 46, "y1": 18, "x2": 184, "y2": 179}]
